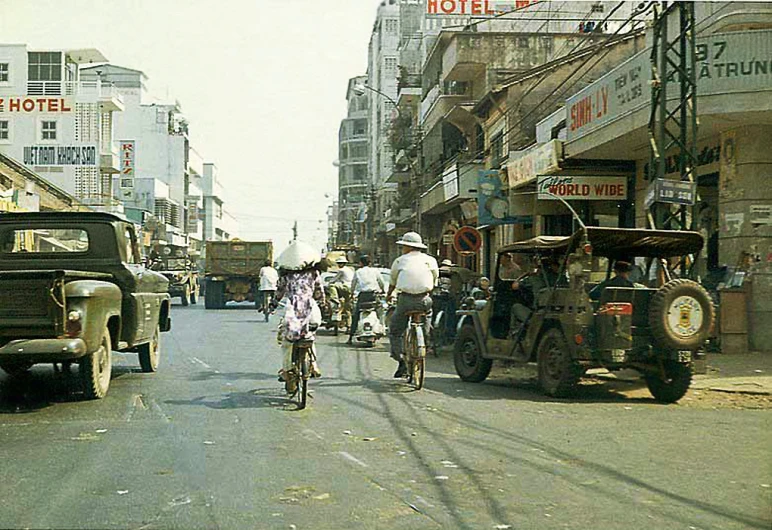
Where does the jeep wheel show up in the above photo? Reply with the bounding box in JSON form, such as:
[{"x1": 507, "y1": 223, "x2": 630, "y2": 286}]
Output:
[
  {"x1": 645, "y1": 361, "x2": 692, "y2": 403},
  {"x1": 537, "y1": 328, "x2": 580, "y2": 397},
  {"x1": 649, "y1": 279, "x2": 714, "y2": 351},
  {"x1": 0, "y1": 361, "x2": 33, "y2": 376},
  {"x1": 454, "y1": 326, "x2": 492, "y2": 383},
  {"x1": 138, "y1": 324, "x2": 161, "y2": 373},
  {"x1": 181, "y1": 284, "x2": 191, "y2": 307},
  {"x1": 80, "y1": 326, "x2": 112, "y2": 399}
]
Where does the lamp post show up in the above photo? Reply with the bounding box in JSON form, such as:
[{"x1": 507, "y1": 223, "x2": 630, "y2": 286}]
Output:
[{"x1": 352, "y1": 83, "x2": 423, "y2": 235}]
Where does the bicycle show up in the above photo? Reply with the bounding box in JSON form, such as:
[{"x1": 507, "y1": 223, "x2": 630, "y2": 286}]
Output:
[
  {"x1": 285, "y1": 338, "x2": 315, "y2": 409},
  {"x1": 403, "y1": 311, "x2": 427, "y2": 390},
  {"x1": 261, "y1": 291, "x2": 274, "y2": 322}
]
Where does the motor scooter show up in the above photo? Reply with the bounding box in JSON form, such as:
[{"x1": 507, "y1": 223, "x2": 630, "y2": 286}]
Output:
[
  {"x1": 323, "y1": 284, "x2": 343, "y2": 335},
  {"x1": 353, "y1": 294, "x2": 385, "y2": 347}
]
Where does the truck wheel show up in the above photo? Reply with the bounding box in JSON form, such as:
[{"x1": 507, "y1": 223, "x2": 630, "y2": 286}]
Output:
[
  {"x1": 645, "y1": 361, "x2": 692, "y2": 403},
  {"x1": 454, "y1": 326, "x2": 492, "y2": 383},
  {"x1": 649, "y1": 279, "x2": 714, "y2": 351},
  {"x1": 0, "y1": 361, "x2": 33, "y2": 376},
  {"x1": 537, "y1": 328, "x2": 580, "y2": 398},
  {"x1": 181, "y1": 284, "x2": 190, "y2": 307},
  {"x1": 204, "y1": 281, "x2": 223, "y2": 309},
  {"x1": 138, "y1": 324, "x2": 160, "y2": 373},
  {"x1": 80, "y1": 326, "x2": 112, "y2": 399}
]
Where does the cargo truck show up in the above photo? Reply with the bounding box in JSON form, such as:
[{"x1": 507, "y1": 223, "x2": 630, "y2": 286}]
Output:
[{"x1": 204, "y1": 240, "x2": 273, "y2": 309}]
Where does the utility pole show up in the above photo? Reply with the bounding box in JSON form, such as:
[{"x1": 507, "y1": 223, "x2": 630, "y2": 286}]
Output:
[
  {"x1": 647, "y1": 1, "x2": 698, "y2": 275},
  {"x1": 292, "y1": 220, "x2": 298, "y2": 241}
]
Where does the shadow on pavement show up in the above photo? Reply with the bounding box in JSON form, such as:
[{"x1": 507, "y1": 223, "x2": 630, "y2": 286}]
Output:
[
  {"x1": 165, "y1": 388, "x2": 302, "y2": 411},
  {"x1": 189, "y1": 371, "x2": 280, "y2": 382},
  {"x1": 0, "y1": 365, "x2": 138, "y2": 412}
]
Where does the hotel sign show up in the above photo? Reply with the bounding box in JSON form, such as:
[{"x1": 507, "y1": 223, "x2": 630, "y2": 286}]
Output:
[
  {"x1": 426, "y1": 0, "x2": 523, "y2": 15},
  {"x1": 119, "y1": 141, "x2": 136, "y2": 196},
  {"x1": 23, "y1": 145, "x2": 97, "y2": 166},
  {"x1": 0, "y1": 97, "x2": 74, "y2": 113}
]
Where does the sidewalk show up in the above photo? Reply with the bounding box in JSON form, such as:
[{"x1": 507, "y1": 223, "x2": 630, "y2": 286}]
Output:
[
  {"x1": 691, "y1": 352, "x2": 772, "y2": 396},
  {"x1": 587, "y1": 352, "x2": 772, "y2": 395}
]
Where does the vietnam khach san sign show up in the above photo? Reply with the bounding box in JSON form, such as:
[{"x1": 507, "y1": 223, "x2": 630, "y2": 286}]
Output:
[
  {"x1": 537, "y1": 176, "x2": 627, "y2": 201},
  {"x1": 566, "y1": 30, "x2": 772, "y2": 142},
  {"x1": 23, "y1": 145, "x2": 97, "y2": 166},
  {"x1": 0, "y1": 97, "x2": 73, "y2": 113}
]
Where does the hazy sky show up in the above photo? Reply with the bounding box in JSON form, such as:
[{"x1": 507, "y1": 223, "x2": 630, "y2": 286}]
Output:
[{"x1": 0, "y1": 0, "x2": 385, "y2": 254}]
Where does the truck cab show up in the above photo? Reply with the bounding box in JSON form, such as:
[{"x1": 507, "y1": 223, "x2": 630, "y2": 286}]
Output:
[{"x1": 0, "y1": 212, "x2": 171, "y2": 399}]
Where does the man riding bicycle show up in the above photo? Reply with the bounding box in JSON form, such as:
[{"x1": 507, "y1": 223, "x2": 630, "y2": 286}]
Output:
[{"x1": 387, "y1": 232, "x2": 439, "y2": 378}]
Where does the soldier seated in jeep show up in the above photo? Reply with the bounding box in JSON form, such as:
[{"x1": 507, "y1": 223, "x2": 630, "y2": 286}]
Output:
[
  {"x1": 509, "y1": 256, "x2": 567, "y2": 339},
  {"x1": 589, "y1": 260, "x2": 636, "y2": 301}
]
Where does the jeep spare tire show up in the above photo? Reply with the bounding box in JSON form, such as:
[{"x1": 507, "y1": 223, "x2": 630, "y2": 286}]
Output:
[{"x1": 648, "y1": 279, "x2": 714, "y2": 351}]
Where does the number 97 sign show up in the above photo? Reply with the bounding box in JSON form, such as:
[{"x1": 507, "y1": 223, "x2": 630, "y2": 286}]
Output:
[{"x1": 453, "y1": 226, "x2": 482, "y2": 255}]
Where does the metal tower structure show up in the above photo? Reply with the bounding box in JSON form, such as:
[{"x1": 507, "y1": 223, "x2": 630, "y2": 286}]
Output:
[{"x1": 646, "y1": 1, "x2": 698, "y2": 273}]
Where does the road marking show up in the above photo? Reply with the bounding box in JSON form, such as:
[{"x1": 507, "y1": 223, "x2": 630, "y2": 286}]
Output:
[
  {"x1": 338, "y1": 451, "x2": 368, "y2": 468},
  {"x1": 190, "y1": 357, "x2": 212, "y2": 369},
  {"x1": 149, "y1": 398, "x2": 171, "y2": 423},
  {"x1": 125, "y1": 394, "x2": 146, "y2": 422},
  {"x1": 302, "y1": 429, "x2": 324, "y2": 440}
]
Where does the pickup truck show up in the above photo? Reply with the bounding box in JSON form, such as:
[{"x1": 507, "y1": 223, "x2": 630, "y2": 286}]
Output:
[{"x1": 0, "y1": 212, "x2": 171, "y2": 399}]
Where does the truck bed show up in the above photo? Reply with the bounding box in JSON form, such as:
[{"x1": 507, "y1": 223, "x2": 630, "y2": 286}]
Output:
[{"x1": 205, "y1": 241, "x2": 273, "y2": 278}]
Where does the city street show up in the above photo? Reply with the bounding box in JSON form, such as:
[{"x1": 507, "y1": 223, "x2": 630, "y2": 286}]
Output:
[{"x1": 0, "y1": 302, "x2": 769, "y2": 530}]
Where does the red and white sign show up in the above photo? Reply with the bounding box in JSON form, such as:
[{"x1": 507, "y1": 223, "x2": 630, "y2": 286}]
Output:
[
  {"x1": 427, "y1": 0, "x2": 499, "y2": 15},
  {"x1": 120, "y1": 141, "x2": 135, "y2": 177},
  {"x1": 0, "y1": 97, "x2": 73, "y2": 113},
  {"x1": 537, "y1": 175, "x2": 628, "y2": 201}
]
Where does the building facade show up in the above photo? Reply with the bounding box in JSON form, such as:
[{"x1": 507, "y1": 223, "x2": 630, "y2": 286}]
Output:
[{"x1": 0, "y1": 45, "x2": 124, "y2": 209}]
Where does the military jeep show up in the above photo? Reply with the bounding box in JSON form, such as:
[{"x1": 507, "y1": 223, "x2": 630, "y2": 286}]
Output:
[
  {"x1": 454, "y1": 227, "x2": 715, "y2": 403},
  {"x1": 149, "y1": 244, "x2": 200, "y2": 306},
  {"x1": 0, "y1": 212, "x2": 172, "y2": 399}
]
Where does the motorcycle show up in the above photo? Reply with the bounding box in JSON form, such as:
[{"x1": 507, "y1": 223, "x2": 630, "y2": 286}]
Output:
[
  {"x1": 352, "y1": 293, "x2": 386, "y2": 347},
  {"x1": 322, "y1": 284, "x2": 343, "y2": 335}
]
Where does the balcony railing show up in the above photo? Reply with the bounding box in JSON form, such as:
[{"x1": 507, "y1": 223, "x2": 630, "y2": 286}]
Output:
[{"x1": 26, "y1": 81, "x2": 124, "y2": 108}]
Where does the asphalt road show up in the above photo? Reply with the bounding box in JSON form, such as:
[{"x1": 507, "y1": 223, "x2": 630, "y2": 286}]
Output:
[{"x1": 0, "y1": 301, "x2": 770, "y2": 530}]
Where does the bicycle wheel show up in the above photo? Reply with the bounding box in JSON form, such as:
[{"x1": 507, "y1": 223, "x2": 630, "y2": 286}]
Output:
[
  {"x1": 413, "y1": 326, "x2": 426, "y2": 390},
  {"x1": 404, "y1": 327, "x2": 416, "y2": 383},
  {"x1": 297, "y1": 347, "x2": 309, "y2": 409}
]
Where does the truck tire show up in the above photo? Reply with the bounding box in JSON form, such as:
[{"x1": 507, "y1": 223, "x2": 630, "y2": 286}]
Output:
[
  {"x1": 454, "y1": 325, "x2": 492, "y2": 383},
  {"x1": 645, "y1": 360, "x2": 692, "y2": 403},
  {"x1": 138, "y1": 324, "x2": 160, "y2": 373},
  {"x1": 649, "y1": 279, "x2": 714, "y2": 351},
  {"x1": 537, "y1": 327, "x2": 580, "y2": 398},
  {"x1": 181, "y1": 284, "x2": 191, "y2": 307},
  {"x1": 205, "y1": 281, "x2": 224, "y2": 309},
  {"x1": 0, "y1": 361, "x2": 33, "y2": 376},
  {"x1": 80, "y1": 326, "x2": 112, "y2": 399}
]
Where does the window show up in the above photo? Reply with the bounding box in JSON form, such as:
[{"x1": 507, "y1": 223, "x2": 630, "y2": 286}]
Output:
[
  {"x1": 27, "y1": 52, "x2": 62, "y2": 81},
  {"x1": 517, "y1": 37, "x2": 530, "y2": 49},
  {"x1": 384, "y1": 57, "x2": 397, "y2": 74},
  {"x1": 353, "y1": 119, "x2": 367, "y2": 136},
  {"x1": 0, "y1": 120, "x2": 9, "y2": 141},
  {"x1": 41, "y1": 120, "x2": 57, "y2": 141},
  {"x1": 352, "y1": 165, "x2": 367, "y2": 181},
  {"x1": 0, "y1": 62, "x2": 8, "y2": 83},
  {"x1": 2, "y1": 228, "x2": 89, "y2": 254},
  {"x1": 385, "y1": 18, "x2": 398, "y2": 34}
]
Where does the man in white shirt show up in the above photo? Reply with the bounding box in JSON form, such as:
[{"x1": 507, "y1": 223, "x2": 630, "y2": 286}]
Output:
[
  {"x1": 258, "y1": 260, "x2": 279, "y2": 321},
  {"x1": 347, "y1": 255, "x2": 385, "y2": 344},
  {"x1": 332, "y1": 256, "x2": 355, "y2": 330},
  {"x1": 387, "y1": 232, "x2": 439, "y2": 377}
]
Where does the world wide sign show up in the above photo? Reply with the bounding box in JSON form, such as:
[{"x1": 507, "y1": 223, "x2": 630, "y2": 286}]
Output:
[{"x1": 537, "y1": 175, "x2": 628, "y2": 201}]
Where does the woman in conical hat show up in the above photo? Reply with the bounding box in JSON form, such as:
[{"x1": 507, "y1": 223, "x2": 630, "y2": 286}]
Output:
[{"x1": 274, "y1": 241, "x2": 325, "y2": 386}]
